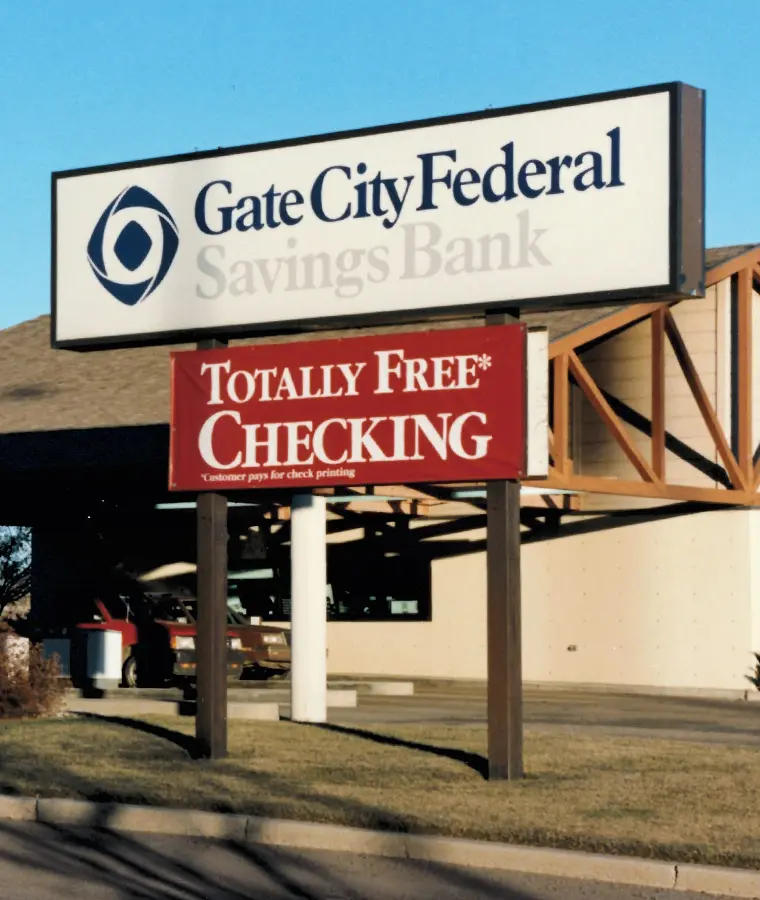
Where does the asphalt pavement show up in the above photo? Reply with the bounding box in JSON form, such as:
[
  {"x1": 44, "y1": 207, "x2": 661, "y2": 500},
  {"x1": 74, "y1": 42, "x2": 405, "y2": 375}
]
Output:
[
  {"x1": 317, "y1": 684, "x2": 760, "y2": 746},
  {"x1": 0, "y1": 823, "x2": 737, "y2": 899},
  {"x1": 109, "y1": 681, "x2": 760, "y2": 744}
]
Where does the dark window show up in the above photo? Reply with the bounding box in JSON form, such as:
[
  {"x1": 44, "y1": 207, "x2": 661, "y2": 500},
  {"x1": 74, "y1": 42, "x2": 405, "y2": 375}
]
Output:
[{"x1": 229, "y1": 542, "x2": 431, "y2": 623}]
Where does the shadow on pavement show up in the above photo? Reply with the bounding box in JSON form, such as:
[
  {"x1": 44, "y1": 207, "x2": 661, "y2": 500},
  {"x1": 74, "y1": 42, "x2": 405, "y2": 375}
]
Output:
[{"x1": 0, "y1": 820, "x2": 544, "y2": 899}]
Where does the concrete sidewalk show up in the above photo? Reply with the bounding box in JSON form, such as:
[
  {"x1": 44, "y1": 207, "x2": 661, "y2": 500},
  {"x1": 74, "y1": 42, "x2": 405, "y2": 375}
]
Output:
[
  {"x1": 1, "y1": 795, "x2": 759, "y2": 898},
  {"x1": 0, "y1": 822, "x2": 732, "y2": 900}
]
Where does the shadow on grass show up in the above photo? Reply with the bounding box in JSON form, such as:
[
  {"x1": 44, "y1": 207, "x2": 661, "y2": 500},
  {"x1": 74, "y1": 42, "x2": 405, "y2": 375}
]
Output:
[
  {"x1": 0, "y1": 714, "x2": 436, "y2": 832},
  {"x1": 74, "y1": 711, "x2": 204, "y2": 759},
  {"x1": 74, "y1": 710, "x2": 490, "y2": 779},
  {"x1": 306, "y1": 720, "x2": 489, "y2": 779}
]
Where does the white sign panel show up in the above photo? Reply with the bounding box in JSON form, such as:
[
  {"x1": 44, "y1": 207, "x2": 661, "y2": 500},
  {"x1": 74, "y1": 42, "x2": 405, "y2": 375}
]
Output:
[{"x1": 52, "y1": 82, "x2": 704, "y2": 349}]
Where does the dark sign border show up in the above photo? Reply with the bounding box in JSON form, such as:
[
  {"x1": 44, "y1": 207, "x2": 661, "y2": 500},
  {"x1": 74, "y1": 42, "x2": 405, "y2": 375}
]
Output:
[{"x1": 51, "y1": 81, "x2": 705, "y2": 352}]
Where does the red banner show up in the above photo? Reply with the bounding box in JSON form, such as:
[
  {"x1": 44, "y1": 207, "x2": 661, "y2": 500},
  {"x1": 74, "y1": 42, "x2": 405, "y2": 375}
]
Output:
[{"x1": 169, "y1": 325, "x2": 526, "y2": 491}]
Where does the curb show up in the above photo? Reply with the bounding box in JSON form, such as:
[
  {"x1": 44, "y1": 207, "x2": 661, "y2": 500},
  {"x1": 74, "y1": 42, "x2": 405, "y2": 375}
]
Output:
[{"x1": 2, "y1": 795, "x2": 760, "y2": 897}]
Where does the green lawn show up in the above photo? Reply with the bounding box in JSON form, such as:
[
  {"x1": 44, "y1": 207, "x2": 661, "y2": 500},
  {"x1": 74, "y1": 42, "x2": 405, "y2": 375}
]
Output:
[{"x1": 1, "y1": 714, "x2": 759, "y2": 869}]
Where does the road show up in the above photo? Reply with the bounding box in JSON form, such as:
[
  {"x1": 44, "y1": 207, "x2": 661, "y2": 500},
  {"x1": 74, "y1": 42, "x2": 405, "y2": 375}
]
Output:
[
  {"x1": 318, "y1": 684, "x2": 760, "y2": 746},
  {"x1": 126, "y1": 681, "x2": 760, "y2": 745},
  {"x1": 0, "y1": 823, "x2": 735, "y2": 900}
]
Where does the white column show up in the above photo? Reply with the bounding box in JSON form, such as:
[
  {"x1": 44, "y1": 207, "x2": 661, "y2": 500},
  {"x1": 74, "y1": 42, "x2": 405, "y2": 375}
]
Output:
[{"x1": 290, "y1": 493, "x2": 327, "y2": 723}]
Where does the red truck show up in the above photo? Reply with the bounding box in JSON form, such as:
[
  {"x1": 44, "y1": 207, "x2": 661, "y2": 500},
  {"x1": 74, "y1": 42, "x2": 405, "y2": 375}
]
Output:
[
  {"x1": 24, "y1": 592, "x2": 245, "y2": 688},
  {"x1": 168, "y1": 596, "x2": 291, "y2": 679}
]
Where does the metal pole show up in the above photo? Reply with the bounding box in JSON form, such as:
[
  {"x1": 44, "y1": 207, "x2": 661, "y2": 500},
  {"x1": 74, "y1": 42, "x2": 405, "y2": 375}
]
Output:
[
  {"x1": 290, "y1": 492, "x2": 327, "y2": 723},
  {"x1": 486, "y1": 310, "x2": 524, "y2": 781},
  {"x1": 195, "y1": 338, "x2": 229, "y2": 759}
]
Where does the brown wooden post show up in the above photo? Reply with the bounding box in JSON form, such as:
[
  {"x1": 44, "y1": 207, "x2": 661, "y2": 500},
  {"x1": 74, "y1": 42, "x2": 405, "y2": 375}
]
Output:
[
  {"x1": 486, "y1": 309, "x2": 523, "y2": 781},
  {"x1": 651, "y1": 308, "x2": 666, "y2": 480},
  {"x1": 195, "y1": 338, "x2": 229, "y2": 759},
  {"x1": 552, "y1": 353, "x2": 569, "y2": 476},
  {"x1": 737, "y1": 268, "x2": 753, "y2": 485}
]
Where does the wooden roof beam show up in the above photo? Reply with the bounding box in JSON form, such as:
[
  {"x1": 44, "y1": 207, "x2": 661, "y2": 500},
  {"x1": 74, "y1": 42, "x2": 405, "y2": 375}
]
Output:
[
  {"x1": 544, "y1": 248, "x2": 760, "y2": 364},
  {"x1": 706, "y1": 247, "x2": 760, "y2": 288},
  {"x1": 523, "y1": 473, "x2": 759, "y2": 507}
]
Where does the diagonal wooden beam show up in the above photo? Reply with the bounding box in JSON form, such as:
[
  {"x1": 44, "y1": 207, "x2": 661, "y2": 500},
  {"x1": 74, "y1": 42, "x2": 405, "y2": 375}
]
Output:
[
  {"x1": 737, "y1": 267, "x2": 754, "y2": 484},
  {"x1": 600, "y1": 385, "x2": 732, "y2": 488},
  {"x1": 552, "y1": 355, "x2": 569, "y2": 475},
  {"x1": 549, "y1": 302, "x2": 671, "y2": 360},
  {"x1": 651, "y1": 309, "x2": 666, "y2": 479},
  {"x1": 664, "y1": 311, "x2": 748, "y2": 491},
  {"x1": 568, "y1": 351, "x2": 660, "y2": 484}
]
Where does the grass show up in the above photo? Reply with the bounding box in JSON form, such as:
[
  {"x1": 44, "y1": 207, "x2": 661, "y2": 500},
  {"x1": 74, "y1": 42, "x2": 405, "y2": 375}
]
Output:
[{"x1": 1, "y1": 715, "x2": 760, "y2": 869}]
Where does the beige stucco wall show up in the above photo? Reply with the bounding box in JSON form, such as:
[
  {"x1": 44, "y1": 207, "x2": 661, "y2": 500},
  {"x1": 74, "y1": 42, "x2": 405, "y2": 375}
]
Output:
[
  {"x1": 749, "y1": 512, "x2": 760, "y2": 672},
  {"x1": 327, "y1": 509, "x2": 759, "y2": 691}
]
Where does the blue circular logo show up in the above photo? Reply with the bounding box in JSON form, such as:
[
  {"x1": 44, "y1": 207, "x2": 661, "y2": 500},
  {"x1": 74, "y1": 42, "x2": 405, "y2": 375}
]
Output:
[{"x1": 87, "y1": 186, "x2": 179, "y2": 306}]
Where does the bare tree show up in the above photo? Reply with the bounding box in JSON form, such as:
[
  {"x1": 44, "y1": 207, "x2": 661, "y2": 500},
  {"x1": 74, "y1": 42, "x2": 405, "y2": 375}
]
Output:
[{"x1": 0, "y1": 527, "x2": 31, "y2": 618}]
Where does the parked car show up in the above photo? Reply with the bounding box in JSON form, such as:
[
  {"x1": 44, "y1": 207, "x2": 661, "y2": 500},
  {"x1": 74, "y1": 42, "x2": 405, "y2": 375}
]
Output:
[
  {"x1": 166, "y1": 597, "x2": 291, "y2": 679},
  {"x1": 22, "y1": 592, "x2": 245, "y2": 688}
]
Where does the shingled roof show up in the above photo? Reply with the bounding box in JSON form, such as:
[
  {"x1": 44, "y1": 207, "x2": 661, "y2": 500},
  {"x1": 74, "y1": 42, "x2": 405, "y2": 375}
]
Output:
[{"x1": 0, "y1": 245, "x2": 756, "y2": 435}]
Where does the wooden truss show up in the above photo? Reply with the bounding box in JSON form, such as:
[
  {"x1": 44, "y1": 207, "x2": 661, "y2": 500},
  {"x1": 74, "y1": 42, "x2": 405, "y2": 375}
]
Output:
[
  {"x1": 312, "y1": 246, "x2": 760, "y2": 515},
  {"x1": 523, "y1": 247, "x2": 760, "y2": 508}
]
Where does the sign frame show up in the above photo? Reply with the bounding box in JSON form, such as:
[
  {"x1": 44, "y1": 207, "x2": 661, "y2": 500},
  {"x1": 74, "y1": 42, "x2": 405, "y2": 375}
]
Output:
[{"x1": 51, "y1": 81, "x2": 705, "y2": 352}]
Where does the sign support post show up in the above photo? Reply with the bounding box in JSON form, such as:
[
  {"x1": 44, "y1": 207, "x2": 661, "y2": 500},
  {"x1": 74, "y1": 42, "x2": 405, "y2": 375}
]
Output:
[
  {"x1": 290, "y1": 492, "x2": 328, "y2": 723},
  {"x1": 195, "y1": 338, "x2": 229, "y2": 759},
  {"x1": 486, "y1": 310, "x2": 523, "y2": 781}
]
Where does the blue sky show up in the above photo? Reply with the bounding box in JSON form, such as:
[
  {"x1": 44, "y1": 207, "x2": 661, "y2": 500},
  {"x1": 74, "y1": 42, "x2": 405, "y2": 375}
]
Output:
[{"x1": 1, "y1": 0, "x2": 758, "y2": 330}]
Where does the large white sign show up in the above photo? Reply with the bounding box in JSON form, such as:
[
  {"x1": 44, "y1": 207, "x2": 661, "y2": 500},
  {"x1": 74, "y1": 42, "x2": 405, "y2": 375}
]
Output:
[{"x1": 52, "y1": 82, "x2": 704, "y2": 349}]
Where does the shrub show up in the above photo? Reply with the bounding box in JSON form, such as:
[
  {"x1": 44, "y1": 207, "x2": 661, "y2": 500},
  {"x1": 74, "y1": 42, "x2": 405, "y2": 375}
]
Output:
[
  {"x1": 0, "y1": 622, "x2": 66, "y2": 719},
  {"x1": 748, "y1": 653, "x2": 760, "y2": 692}
]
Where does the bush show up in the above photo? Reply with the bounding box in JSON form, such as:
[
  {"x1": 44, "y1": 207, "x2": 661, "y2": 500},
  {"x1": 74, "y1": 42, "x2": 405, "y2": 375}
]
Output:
[
  {"x1": 0, "y1": 623, "x2": 66, "y2": 719},
  {"x1": 748, "y1": 653, "x2": 760, "y2": 692}
]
